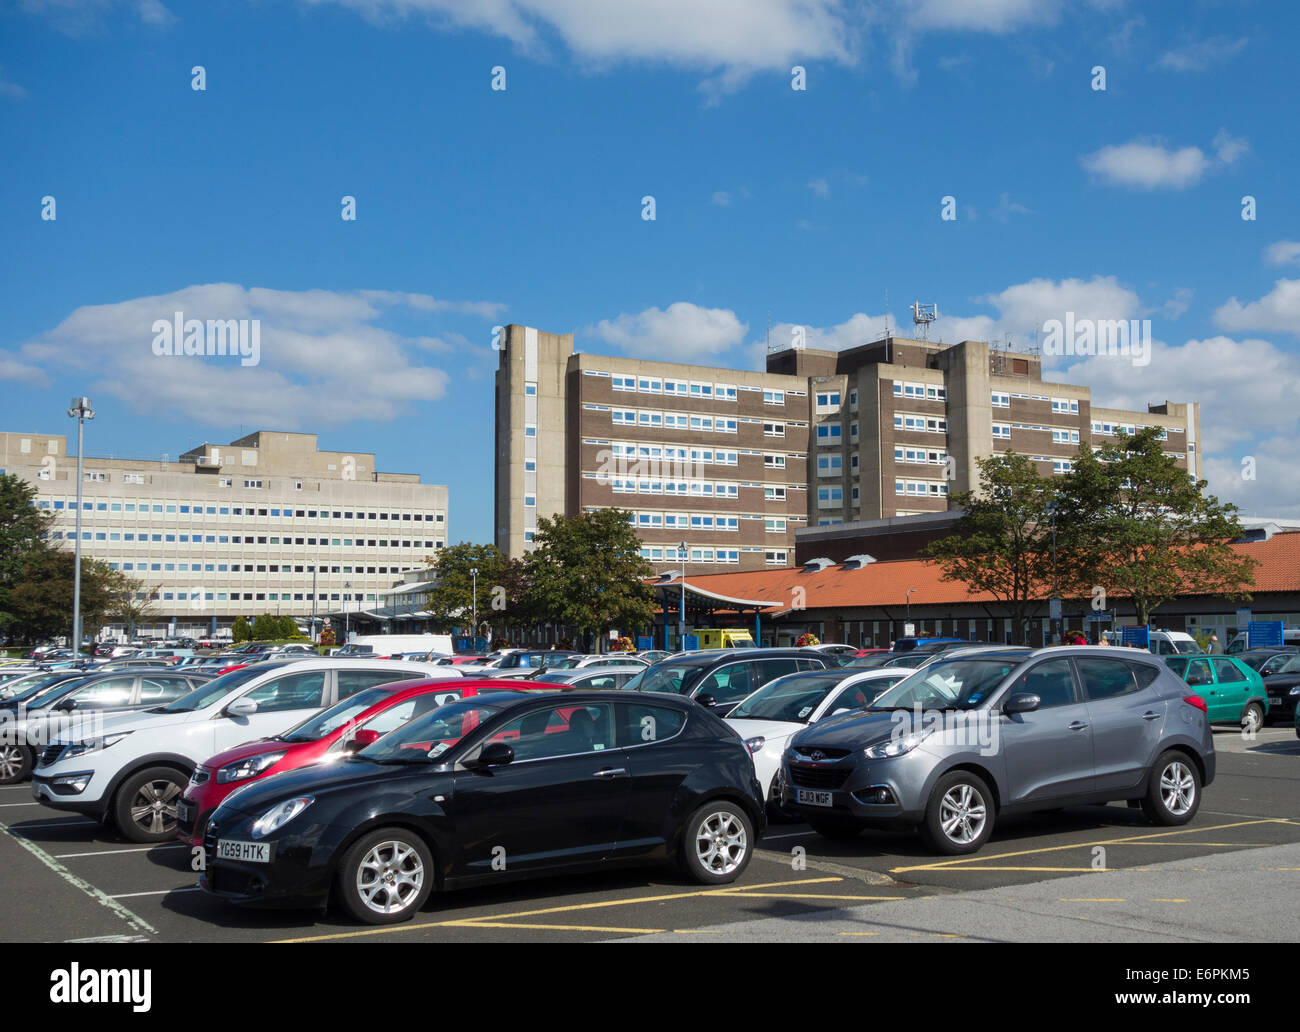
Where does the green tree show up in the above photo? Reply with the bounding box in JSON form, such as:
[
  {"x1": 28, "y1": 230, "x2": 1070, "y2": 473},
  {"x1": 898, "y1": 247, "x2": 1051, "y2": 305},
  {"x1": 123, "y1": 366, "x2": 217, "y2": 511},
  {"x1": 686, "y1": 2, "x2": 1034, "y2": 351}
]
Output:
[
  {"x1": 276, "y1": 615, "x2": 300, "y2": 639},
  {"x1": 232, "y1": 616, "x2": 252, "y2": 643},
  {"x1": 923, "y1": 452, "x2": 1072, "y2": 645},
  {"x1": 1063, "y1": 427, "x2": 1257, "y2": 627},
  {"x1": 490, "y1": 556, "x2": 536, "y2": 639},
  {"x1": 5, "y1": 548, "x2": 119, "y2": 644},
  {"x1": 251, "y1": 613, "x2": 277, "y2": 640},
  {"x1": 0, "y1": 474, "x2": 54, "y2": 634},
  {"x1": 107, "y1": 575, "x2": 160, "y2": 638},
  {"x1": 424, "y1": 543, "x2": 503, "y2": 632},
  {"x1": 524, "y1": 509, "x2": 655, "y2": 651}
]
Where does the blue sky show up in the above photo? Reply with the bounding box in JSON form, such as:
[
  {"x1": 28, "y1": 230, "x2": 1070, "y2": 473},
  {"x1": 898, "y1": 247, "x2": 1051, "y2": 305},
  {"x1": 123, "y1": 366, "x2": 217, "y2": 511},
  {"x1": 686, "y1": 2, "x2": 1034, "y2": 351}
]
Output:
[{"x1": 3, "y1": 0, "x2": 1299, "y2": 538}]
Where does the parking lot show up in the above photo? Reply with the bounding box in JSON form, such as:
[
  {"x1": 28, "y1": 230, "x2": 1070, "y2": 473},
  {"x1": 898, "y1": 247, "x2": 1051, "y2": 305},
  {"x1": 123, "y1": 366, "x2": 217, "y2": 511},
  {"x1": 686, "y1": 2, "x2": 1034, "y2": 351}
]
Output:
[{"x1": 1, "y1": 726, "x2": 1295, "y2": 943}]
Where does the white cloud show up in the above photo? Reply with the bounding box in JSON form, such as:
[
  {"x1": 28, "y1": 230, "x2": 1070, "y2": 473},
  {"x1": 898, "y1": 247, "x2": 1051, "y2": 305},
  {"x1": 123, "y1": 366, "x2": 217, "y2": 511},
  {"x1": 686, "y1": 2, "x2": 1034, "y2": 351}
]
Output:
[
  {"x1": 807, "y1": 176, "x2": 831, "y2": 199},
  {"x1": 308, "y1": 0, "x2": 855, "y2": 94},
  {"x1": 711, "y1": 190, "x2": 732, "y2": 207},
  {"x1": 976, "y1": 275, "x2": 1141, "y2": 335},
  {"x1": 19, "y1": 0, "x2": 174, "y2": 34},
  {"x1": 1154, "y1": 35, "x2": 1247, "y2": 72},
  {"x1": 1212, "y1": 129, "x2": 1249, "y2": 165},
  {"x1": 1079, "y1": 140, "x2": 1211, "y2": 190},
  {"x1": 0, "y1": 66, "x2": 26, "y2": 99},
  {"x1": 1265, "y1": 241, "x2": 1300, "y2": 266},
  {"x1": 1203, "y1": 438, "x2": 1300, "y2": 518},
  {"x1": 897, "y1": 0, "x2": 1062, "y2": 33},
  {"x1": 0, "y1": 349, "x2": 47, "y2": 385},
  {"x1": 1160, "y1": 287, "x2": 1193, "y2": 320},
  {"x1": 16, "y1": 284, "x2": 501, "y2": 428},
  {"x1": 989, "y1": 192, "x2": 1032, "y2": 221},
  {"x1": 1213, "y1": 279, "x2": 1300, "y2": 337},
  {"x1": 586, "y1": 302, "x2": 747, "y2": 361}
]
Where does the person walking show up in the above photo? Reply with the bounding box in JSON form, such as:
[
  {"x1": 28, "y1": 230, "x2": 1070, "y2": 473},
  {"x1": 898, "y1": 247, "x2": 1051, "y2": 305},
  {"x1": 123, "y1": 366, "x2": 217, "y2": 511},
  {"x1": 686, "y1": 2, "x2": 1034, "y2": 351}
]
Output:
[{"x1": 1208, "y1": 633, "x2": 1222, "y2": 654}]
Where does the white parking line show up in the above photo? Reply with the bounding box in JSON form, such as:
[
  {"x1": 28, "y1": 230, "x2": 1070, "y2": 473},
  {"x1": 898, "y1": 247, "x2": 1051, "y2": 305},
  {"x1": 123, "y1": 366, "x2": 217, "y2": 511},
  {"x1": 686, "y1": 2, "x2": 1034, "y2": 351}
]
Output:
[
  {"x1": 0, "y1": 818, "x2": 156, "y2": 935},
  {"x1": 54, "y1": 844, "x2": 188, "y2": 859},
  {"x1": 110, "y1": 887, "x2": 201, "y2": 899},
  {"x1": 0, "y1": 801, "x2": 41, "y2": 808},
  {"x1": 762, "y1": 831, "x2": 819, "y2": 841}
]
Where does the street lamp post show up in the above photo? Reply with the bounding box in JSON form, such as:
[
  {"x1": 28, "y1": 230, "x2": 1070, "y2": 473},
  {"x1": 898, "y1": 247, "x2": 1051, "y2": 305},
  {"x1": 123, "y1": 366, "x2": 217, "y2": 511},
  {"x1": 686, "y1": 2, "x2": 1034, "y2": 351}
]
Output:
[
  {"x1": 1046, "y1": 500, "x2": 1060, "y2": 644},
  {"x1": 67, "y1": 398, "x2": 94, "y2": 656},
  {"x1": 470, "y1": 567, "x2": 478, "y2": 649},
  {"x1": 678, "y1": 541, "x2": 688, "y2": 648},
  {"x1": 905, "y1": 588, "x2": 916, "y2": 636},
  {"x1": 344, "y1": 581, "x2": 352, "y2": 642}
]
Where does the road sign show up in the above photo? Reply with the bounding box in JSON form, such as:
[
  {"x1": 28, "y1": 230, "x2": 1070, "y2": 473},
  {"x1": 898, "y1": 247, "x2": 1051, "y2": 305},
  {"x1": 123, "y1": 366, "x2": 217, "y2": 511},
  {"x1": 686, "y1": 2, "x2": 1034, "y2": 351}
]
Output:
[
  {"x1": 1049, "y1": 598, "x2": 1062, "y2": 621},
  {"x1": 683, "y1": 634, "x2": 699, "y2": 651},
  {"x1": 1247, "y1": 620, "x2": 1284, "y2": 648},
  {"x1": 1120, "y1": 626, "x2": 1150, "y2": 648},
  {"x1": 637, "y1": 636, "x2": 653, "y2": 651}
]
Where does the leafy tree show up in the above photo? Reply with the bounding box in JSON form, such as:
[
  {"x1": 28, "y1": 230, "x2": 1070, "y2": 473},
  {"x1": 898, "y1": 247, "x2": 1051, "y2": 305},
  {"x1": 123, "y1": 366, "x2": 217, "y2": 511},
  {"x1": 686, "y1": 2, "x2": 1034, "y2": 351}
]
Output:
[
  {"x1": 5, "y1": 548, "x2": 119, "y2": 644},
  {"x1": 524, "y1": 509, "x2": 655, "y2": 651},
  {"x1": 424, "y1": 543, "x2": 503, "y2": 632},
  {"x1": 490, "y1": 556, "x2": 536, "y2": 637},
  {"x1": 251, "y1": 613, "x2": 277, "y2": 640},
  {"x1": 232, "y1": 616, "x2": 252, "y2": 643},
  {"x1": 924, "y1": 452, "x2": 1072, "y2": 645},
  {"x1": 0, "y1": 475, "x2": 54, "y2": 633},
  {"x1": 107, "y1": 575, "x2": 160, "y2": 638},
  {"x1": 275, "y1": 615, "x2": 300, "y2": 639},
  {"x1": 1063, "y1": 427, "x2": 1257, "y2": 627}
]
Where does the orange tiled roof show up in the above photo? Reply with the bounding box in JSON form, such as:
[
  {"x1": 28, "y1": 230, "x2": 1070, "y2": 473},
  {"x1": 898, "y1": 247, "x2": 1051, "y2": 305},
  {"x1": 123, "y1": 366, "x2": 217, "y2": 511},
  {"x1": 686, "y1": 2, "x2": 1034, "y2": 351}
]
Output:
[{"x1": 657, "y1": 532, "x2": 1300, "y2": 614}]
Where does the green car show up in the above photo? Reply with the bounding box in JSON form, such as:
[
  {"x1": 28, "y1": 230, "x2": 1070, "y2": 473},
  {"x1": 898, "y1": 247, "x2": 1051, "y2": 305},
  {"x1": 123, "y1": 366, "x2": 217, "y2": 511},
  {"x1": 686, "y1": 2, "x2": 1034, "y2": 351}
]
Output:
[{"x1": 1164, "y1": 655, "x2": 1269, "y2": 731}]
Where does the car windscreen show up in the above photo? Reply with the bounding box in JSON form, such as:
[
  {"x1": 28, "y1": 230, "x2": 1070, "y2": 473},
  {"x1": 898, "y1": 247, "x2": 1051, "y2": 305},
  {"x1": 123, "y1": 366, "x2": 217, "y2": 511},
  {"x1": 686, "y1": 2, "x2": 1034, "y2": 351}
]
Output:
[
  {"x1": 729, "y1": 673, "x2": 846, "y2": 722},
  {"x1": 276, "y1": 686, "x2": 398, "y2": 742},
  {"x1": 1171, "y1": 639, "x2": 1202, "y2": 654},
  {"x1": 356, "y1": 697, "x2": 513, "y2": 763},
  {"x1": 155, "y1": 664, "x2": 271, "y2": 712},
  {"x1": 868, "y1": 658, "x2": 1024, "y2": 711},
  {"x1": 0, "y1": 672, "x2": 77, "y2": 703},
  {"x1": 1267, "y1": 654, "x2": 1300, "y2": 675},
  {"x1": 626, "y1": 661, "x2": 708, "y2": 695}
]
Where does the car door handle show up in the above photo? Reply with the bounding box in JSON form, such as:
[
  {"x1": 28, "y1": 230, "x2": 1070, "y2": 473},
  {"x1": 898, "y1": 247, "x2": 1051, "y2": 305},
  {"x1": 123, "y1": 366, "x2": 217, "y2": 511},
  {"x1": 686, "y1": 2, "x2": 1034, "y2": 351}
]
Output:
[
  {"x1": 1141, "y1": 711, "x2": 1161, "y2": 721},
  {"x1": 1067, "y1": 721, "x2": 1089, "y2": 731},
  {"x1": 592, "y1": 768, "x2": 627, "y2": 778}
]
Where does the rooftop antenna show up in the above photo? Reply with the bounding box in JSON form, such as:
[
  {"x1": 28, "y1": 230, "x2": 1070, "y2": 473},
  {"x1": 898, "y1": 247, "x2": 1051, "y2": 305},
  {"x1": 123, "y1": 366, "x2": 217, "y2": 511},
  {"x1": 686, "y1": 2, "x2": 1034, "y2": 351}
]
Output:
[
  {"x1": 911, "y1": 302, "x2": 938, "y2": 340},
  {"x1": 883, "y1": 289, "x2": 889, "y2": 339}
]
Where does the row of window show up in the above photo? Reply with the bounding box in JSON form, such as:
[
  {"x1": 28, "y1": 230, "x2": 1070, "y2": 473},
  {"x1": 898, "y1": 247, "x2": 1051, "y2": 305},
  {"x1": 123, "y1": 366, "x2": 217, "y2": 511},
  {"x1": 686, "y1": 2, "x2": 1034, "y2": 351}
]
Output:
[
  {"x1": 596, "y1": 371, "x2": 753, "y2": 403},
  {"x1": 135, "y1": 590, "x2": 378, "y2": 603},
  {"x1": 893, "y1": 381, "x2": 947, "y2": 402},
  {"x1": 895, "y1": 479, "x2": 950, "y2": 497},
  {"x1": 1093, "y1": 421, "x2": 1173, "y2": 440},
  {"x1": 894, "y1": 414, "x2": 948, "y2": 434},
  {"x1": 38, "y1": 499, "x2": 444, "y2": 522},
  {"x1": 46, "y1": 530, "x2": 442, "y2": 549},
  {"x1": 894, "y1": 446, "x2": 948, "y2": 465},
  {"x1": 630, "y1": 511, "x2": 742, "y2": 532},
  {"x1": 109, "y1": 562, "x2": 413, "y2": 575}
]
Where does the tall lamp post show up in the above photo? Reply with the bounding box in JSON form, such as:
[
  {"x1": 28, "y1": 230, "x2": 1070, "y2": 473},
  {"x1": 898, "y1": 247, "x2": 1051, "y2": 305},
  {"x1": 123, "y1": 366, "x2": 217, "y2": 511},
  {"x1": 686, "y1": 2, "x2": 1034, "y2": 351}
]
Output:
[
  {"x1": 344, "y1": 581, "x2": 352, "y2": 642},
  {"x1": 470, "y1": 567, "x2": 478, "y2": 649},
  {"x1": 67, "y1": 397, "x2": 94, "y2": 656},
  {"x1": 678, "y1": 541, "x2": 688, "y2": 648},
  {"x1": 905, "y1": 588, "x2": 916, "y2": 637}
]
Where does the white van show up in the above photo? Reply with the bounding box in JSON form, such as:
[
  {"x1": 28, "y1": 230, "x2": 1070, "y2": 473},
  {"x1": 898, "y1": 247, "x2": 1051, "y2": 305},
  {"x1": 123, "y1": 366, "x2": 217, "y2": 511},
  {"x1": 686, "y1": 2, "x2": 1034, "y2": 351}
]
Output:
[
  {"x1": 336, "y1": 634, "x2": 454, "y2": 658},
  {"x1": 1147, "y1": 630, "x2": 1203, "y2": 656},
  {"x1": 1226, "y1": 627, "x2": 1300, "y2": 653}
]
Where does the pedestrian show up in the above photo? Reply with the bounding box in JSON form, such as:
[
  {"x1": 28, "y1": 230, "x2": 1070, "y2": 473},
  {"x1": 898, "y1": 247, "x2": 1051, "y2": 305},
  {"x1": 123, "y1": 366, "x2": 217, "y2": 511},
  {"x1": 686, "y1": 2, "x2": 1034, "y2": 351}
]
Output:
[{"x1": 1209, "y1": 633, "x2": 1221, "y2": 654}]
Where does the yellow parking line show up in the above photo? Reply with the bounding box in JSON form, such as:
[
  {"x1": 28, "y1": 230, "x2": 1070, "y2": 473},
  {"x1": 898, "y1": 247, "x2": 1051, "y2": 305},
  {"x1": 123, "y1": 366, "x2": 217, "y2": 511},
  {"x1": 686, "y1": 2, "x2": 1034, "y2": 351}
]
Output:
[
  {"x1": 1150, "y1": 898, "x2": 1187, "y2": 903},
  {"x1": 269, "y1": 876, "x2": 844, "y2": 943},
  {"x1": 889, "y1": 819, "x2": 1288, "y2": 874},
  {"x1": 722, "y1": 892, "x2": 907, "y2": 901},
  {"x1": 1060, "y1": 898, "x2": 1126, "y2": 902},
  {"x1": 440, "y1": 920, "x2": 668, "y2": 934},
  {"x1": 838, "y1": 931, "x2": 880, "y2": 936}
]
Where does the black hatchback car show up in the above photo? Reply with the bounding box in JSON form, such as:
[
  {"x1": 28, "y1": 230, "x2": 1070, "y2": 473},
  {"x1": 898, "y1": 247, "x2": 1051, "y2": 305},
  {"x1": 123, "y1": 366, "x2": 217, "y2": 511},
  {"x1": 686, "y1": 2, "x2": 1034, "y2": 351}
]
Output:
[
  {"x1": 625, "y1": 649, "x2": 832, "y2": 715},
  {"x1": 201, "y1": 690, "x2": 765, "y2": 924}
]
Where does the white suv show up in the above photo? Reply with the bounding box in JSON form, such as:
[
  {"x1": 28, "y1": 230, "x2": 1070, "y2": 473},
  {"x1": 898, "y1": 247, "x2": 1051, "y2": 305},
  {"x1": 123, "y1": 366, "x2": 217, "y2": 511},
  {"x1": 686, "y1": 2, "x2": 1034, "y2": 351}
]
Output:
[{"x1": 31, "y1": 659, "x2": 460, "y2": 842}]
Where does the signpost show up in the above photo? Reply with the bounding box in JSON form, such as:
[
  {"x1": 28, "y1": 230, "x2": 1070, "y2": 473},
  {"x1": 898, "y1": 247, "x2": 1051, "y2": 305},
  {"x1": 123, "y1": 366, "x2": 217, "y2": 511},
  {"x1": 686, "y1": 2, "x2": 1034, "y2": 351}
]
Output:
[
  {"x1": 1247, "y1": 620, "x2": 1284, "y2": 648},
  {"x1": 1120, "y1": 626, "x2": 1150, "y2": 649}
]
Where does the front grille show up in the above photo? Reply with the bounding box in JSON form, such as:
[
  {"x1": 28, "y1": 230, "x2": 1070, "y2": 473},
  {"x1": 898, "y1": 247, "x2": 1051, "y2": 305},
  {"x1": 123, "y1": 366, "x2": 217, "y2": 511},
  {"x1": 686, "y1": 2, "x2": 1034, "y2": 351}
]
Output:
[
  {"x1": 40, "y1": 743, "x2": 65, "y2": 767},
  {"x1": 790, "y1": 764, "x2": 851, "y2": 789},
  {"x1": 791, "y1": 747, "x2": 852, "y2": 761}
]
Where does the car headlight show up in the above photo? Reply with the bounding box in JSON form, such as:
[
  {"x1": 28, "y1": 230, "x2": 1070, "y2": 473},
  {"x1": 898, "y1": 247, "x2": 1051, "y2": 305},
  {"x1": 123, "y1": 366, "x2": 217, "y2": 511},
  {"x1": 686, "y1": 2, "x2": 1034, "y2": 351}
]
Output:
[
  {"x1": 251, "y1": 796, "x2": 314, "y2": 839},
  {"x1": 743, "y1": 736, "x2": 765, "y2": 755},
  {"x1": 864, "y1": 729, "x2": 933, "y2": 760},
  {"x1": 61, "y1": 732, "x2": 131, "y2": 759},
  {"x1": 217, "y1": 751, "x2": 286, "y2": 784},
  {"x1": 1289, "y1": 686, "x2": 1300, "y2": 696}
]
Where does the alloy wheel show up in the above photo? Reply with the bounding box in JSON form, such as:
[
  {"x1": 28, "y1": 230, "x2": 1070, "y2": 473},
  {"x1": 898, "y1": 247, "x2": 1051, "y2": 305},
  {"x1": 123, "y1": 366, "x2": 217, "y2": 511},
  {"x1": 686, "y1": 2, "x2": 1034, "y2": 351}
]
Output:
[
  {"x1": 129, "y1": 779, "x2": 181, "y2": 835},
  {"x1": 0, "y1": 746, "x2": 25, "y2": 781},
  {"x1": 356, "y1": 840, "x2": 425, "y2": 915},
  {"x1": 1159, "y1": 761, "x2": 1196, "y2": 815},
  {"x1": 695, "y1": 810, "x2": 747, "y2": 875},
  {"x1": 939, "y1": 783, "x2": 987, "y2": 844}
]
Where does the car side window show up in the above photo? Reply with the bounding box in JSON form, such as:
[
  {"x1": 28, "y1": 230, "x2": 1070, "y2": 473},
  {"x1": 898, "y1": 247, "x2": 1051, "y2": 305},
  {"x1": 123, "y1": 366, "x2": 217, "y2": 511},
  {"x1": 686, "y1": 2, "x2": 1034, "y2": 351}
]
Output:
[
  {"x1": 362, "y1": 699, "x2": 419, "y2": 736},
  {"x1": 67, "y1": 676, "x2": 135, "y2": 708},
  {"x1": 138, "y1": 676, "x2": 193, "y2": 702},
  {"x1": 579, "y1": 674, "x2": 618, "y2": 691},
  {"x1": 1126, "y1": 663, "x2": 1162, "y2": 689},
  {"x1": 1183, "y1": 659, "x2": 1213, "y2": 687},
  {"x1": 695, "y1": 663, "x2": 753, "y2": 704},
  {"x1": 753, "y1": 658, "x2": 802, "y2": 688},
  {"x1": 825, "y1": 683, "x2": 873, "y2": 713},
  {"x1": 1011, "y1": 659, "x2": 1078, "y2": 708},
  {"x1": 1211, "y1": 659, "x2": 1245, "y2": 684},
  {"x1": 337, "y1": 668, "x2": 413, "y2": 699},
  {"x1": 1075, "y1": 657, "x2": 1141, "y2": 701},
  {"x1": 242, "y1": 671, "x2": 326, "y2": 713},
  {"x1": 617, "y1": 702, "x2": 685, "y2": 745},
  {"x1": 488, "y1": 703, "x2": 616, "y2": 761}
]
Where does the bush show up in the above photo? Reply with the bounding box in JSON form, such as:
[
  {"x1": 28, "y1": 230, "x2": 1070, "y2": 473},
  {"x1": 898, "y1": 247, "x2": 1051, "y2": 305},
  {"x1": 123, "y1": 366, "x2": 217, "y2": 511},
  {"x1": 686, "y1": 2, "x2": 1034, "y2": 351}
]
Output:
[{"x1": 232, "y1": 616, "x2": 251, "y2": 643}]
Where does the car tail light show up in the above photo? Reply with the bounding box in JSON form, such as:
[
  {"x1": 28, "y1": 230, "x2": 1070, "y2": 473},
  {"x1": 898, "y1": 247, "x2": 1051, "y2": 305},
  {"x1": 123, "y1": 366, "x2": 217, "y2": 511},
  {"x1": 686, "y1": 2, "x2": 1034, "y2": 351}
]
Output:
[{"x1": 1183, "y1": 694, "x2": 1208, "y2": 715}]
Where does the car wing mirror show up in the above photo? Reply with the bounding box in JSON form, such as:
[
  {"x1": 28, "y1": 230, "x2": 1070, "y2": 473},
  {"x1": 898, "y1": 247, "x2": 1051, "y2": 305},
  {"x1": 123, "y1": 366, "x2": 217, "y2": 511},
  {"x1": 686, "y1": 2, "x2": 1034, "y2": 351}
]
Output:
[
  {"x1": 474, "y1": 742, "x2": 514, "y2": 767},
  {"x1": 1004, "y1": 692, "x2": 1040, "y2": 715},
  {"x1": 346, "y1": 728, "x2": 382, "y2": 752},
  {"x1": 695, "y1": 693, "x2": 717, "y2": 708},
  {"x1": 226, "y1": 697, "x2": 258, "y2": 717}
]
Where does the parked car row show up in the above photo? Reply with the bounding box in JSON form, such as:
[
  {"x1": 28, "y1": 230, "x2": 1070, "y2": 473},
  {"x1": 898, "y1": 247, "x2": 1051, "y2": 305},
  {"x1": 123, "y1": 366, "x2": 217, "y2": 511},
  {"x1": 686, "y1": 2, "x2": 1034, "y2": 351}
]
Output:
[{"x1": 19, "y1": 642, "x2": 1222, "y2": 928}]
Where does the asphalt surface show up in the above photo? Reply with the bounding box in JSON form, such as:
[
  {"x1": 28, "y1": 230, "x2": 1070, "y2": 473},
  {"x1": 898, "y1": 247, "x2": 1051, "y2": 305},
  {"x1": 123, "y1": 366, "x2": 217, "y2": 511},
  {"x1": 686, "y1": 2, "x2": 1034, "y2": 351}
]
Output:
[{"x1": 0, "y1": 725, "x2": 1295, "y2": 943}]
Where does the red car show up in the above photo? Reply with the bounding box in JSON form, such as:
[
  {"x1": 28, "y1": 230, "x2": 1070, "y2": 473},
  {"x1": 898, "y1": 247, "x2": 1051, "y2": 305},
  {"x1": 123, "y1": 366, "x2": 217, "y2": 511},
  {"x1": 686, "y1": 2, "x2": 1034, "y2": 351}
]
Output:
[{"x1": 176, "y1": 678, "x2": 546, "y2": 846}]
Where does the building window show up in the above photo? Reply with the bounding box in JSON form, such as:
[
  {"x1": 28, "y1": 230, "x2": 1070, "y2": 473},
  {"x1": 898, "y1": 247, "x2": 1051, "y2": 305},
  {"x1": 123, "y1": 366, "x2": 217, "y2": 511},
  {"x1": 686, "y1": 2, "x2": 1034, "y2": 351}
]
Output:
[{"x1": 992, "y1": 391, "x2": 1010, "y2": 408}]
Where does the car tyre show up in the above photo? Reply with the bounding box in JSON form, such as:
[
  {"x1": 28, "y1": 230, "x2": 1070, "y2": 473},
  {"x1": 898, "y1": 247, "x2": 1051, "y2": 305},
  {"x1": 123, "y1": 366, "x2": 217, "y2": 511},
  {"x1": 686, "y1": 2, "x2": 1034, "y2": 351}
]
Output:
[
  {"x1": 336, "y1": 828, "x2": 435, "y2": 925},
  {"x1": 113, "y1": 766, "x2": 187, "y2": 843},
  {"x1": 922, "y1": 770, "x2": 995, "y2": 855},
  {"x1": 680, "y1": 802, "x2": 754, "y2": 885},
  {"x1": 0, "y1": 744, "x2": 33, "y2": 784},
  {"x1": 1140, "y1": 750, "x2": 1201, "y2": 826}
]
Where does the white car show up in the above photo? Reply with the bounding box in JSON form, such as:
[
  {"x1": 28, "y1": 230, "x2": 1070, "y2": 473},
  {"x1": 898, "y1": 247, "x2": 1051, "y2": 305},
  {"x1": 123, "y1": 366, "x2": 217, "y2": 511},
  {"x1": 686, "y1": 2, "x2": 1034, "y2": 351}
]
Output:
[
  {"x1": 726, "y1": 667, "x2": 916, "y2": 816},
  {"x1": 31, "y1": 658, "x2": 459, "y2": 843}
]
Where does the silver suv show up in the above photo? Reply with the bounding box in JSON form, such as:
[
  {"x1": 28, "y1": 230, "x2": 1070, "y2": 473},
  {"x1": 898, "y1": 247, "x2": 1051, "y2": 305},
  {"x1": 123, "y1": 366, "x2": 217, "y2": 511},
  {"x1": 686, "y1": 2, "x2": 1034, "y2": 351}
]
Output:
[{"x1": 782, "y1": 646, "x2": 1215, "y2": 854}]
